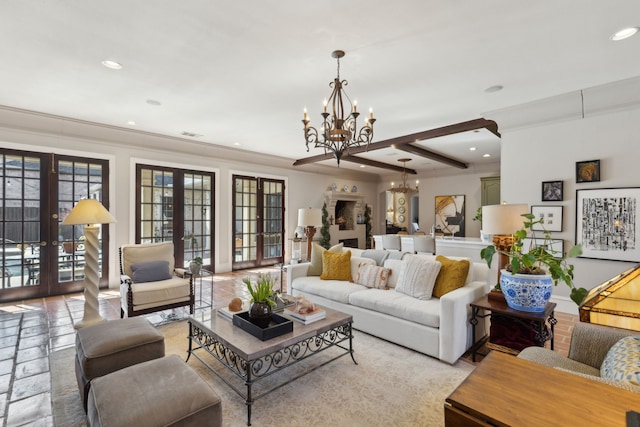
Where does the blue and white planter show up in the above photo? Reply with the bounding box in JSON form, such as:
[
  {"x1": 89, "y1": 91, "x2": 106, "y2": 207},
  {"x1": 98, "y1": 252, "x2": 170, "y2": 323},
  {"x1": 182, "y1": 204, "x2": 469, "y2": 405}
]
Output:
[{"x1": 499, "y1": 270, "x2": 553, "y2": 312}]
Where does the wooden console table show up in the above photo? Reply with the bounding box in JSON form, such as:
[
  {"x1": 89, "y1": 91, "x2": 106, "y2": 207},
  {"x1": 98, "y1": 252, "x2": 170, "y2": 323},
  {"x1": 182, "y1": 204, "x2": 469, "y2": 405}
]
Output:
[
  {"x1": 469, "y1": 295, "x2": 556, "y2": 361},
  {"x1": 445, "y1": 351, "x2": 639, "y2": 426}
]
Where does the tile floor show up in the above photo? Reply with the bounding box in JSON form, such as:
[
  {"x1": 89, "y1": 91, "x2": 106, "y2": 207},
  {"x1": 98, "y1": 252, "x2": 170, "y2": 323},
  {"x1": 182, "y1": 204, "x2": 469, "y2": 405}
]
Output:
[{"x1": 0, "y1": 267, "x2": 577, "y2": 426}]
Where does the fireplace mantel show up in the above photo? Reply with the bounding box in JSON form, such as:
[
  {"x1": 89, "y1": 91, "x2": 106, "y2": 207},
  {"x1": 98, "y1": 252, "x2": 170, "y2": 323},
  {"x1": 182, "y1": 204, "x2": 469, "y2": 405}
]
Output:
[{"x1": 324, "y1": 190, "x2": 365, "y2": 212}]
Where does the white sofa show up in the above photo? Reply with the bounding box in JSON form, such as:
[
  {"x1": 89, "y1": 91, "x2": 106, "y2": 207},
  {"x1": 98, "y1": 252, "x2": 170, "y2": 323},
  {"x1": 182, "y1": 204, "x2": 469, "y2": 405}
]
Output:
[{"x1": 287, "y1": 248, "x2": 489, "y2": 364}]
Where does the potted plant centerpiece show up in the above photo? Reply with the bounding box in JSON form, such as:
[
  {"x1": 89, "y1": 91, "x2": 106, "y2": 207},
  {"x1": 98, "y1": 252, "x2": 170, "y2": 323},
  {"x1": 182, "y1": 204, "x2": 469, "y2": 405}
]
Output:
[
  {"x1": 243, "y1": 274, "x2": 277, "y2": 328},
  {"x1": 480, "y1": 213, "x2": 588, "y2": 312}
]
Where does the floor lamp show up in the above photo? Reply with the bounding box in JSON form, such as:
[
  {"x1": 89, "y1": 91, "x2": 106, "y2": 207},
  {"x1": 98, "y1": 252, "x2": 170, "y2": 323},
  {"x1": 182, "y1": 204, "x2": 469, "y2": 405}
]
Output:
[
  {"x1": 482, "y1": 203, "x2": 528, "y2": 283},
  {"x1": 297, "y1": 207, "x2": 322, "y2": 261},
  {"x1": 63, "y1": 199, "x2": 117, "y2": 329}
]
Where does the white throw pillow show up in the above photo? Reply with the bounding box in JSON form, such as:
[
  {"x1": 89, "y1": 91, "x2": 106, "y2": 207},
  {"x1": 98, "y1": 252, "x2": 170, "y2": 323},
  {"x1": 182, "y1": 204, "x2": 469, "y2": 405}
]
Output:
[
  {"x1": 354, "y1": 264, "x2": 392, "y2": 289},
  {"x1": 395, "y1": 256, "x2": 441, "y2": 300},
  {"x1": 383, "y1": 259, "x2": 403, "y2": 288}
]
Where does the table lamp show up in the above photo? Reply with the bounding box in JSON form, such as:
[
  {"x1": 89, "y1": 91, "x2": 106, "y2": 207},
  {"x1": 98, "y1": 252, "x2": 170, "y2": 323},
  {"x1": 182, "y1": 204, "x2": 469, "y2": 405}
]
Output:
[
  {"x1": 297, "y1": 207, "x2": 322, "y2": 261},
  {"x1": 63, "y1": 199, "x2": 117, "y2": 329},
  {"x1": 482, "y1": 203, "x2": 528, "y2": 278}
]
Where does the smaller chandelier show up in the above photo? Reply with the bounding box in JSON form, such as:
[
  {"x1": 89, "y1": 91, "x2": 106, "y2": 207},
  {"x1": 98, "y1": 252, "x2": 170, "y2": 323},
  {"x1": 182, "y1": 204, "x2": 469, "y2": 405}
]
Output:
[
  {"x1": 388, "y1": 158, "x2": 418, "y2": 193},
  {"x1": 302, "y1": 50, "x2": 376, "y2": 165}
]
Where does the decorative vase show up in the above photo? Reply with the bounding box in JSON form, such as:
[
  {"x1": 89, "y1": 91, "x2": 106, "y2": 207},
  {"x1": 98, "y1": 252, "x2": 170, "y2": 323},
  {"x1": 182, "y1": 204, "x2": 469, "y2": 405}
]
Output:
[
  {"x1": 249, "y1": 301, "x2": 272, "y2": 328},
  {"x1": 189, "y1": 261, "x2": 201, "y2": 275},
  {"x1": 499, "y1": 270, "x2": 553, "y2": 312}
]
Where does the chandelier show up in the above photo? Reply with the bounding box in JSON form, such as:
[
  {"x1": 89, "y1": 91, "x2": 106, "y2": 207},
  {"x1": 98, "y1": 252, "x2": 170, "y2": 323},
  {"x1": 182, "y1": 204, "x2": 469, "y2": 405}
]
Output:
[
  {"x1": 302, "y1": 50, "x2": 376, "y2": 165},
  {"x1": 388, "y1": 158, "x2": 418, "y2": 193}
]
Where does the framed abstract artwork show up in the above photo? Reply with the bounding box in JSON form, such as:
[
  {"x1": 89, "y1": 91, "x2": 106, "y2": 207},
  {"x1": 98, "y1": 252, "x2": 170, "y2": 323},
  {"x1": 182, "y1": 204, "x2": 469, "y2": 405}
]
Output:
[
  {"x1": 541, "y1": 180, "x2": 563, "y2": 201},
  {"x1": 576, "y1": 187, "x2": 640, "y2": 262},
  {"x1": 530, "y1": 205, "x2": 563, "y2": 232},
  {"x1": 434, "y1": 195, "x2": 465, "y2": 237},
  {"x1": 576, "y1": 160, "x2": 600, "y2": 183}
]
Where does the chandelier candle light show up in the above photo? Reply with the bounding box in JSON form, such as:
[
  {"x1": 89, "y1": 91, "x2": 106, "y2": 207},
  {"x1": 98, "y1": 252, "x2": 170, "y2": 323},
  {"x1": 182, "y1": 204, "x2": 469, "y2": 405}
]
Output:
[
  {"x1": 302, "y1": 50, "x2": 376, "y2": 165},
  {"x1": 62, "y1": 199, "x2": 116, "y2": 329}
]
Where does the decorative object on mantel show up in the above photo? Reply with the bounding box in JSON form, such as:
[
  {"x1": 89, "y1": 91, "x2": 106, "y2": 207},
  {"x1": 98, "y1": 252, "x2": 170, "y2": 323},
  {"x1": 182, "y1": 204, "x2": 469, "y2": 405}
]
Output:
[
  {"x1": 301, "y1": 49, "x2": 376, "y2": 165},
  {"x1": 481, "y1": 209, "x2": 588, "y2": 311},
  {"x1": 331, "y1": 183, "x2": 337, "y2": 191},
  {"x1": 298, "y1": 207, "x2": 323, "y2": 259},
  {"x1": 388, "y1": 158, "x2": 418, "y2": 193}
]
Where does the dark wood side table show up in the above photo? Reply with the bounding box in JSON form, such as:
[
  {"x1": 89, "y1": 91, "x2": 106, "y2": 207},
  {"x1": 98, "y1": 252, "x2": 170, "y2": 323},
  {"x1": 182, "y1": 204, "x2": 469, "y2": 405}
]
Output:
[{"x1": 469, "y1": 295, "x2": 556, "y2": 362}]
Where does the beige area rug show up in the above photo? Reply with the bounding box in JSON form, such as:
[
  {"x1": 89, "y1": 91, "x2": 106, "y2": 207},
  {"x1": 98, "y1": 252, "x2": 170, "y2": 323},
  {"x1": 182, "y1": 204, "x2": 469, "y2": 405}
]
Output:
[{"x1": 51, "y1": 320, "x2": 474, "y2": 426}]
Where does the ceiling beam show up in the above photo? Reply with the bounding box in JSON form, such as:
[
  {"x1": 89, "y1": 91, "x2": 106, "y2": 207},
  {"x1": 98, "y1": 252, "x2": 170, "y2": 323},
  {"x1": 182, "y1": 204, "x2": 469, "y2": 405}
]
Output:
[
  {"x1": 341, "y1": 155, "x2": 418, "y2": 174},
  {"x1": 395, "y1": 144, "x2": 468, "y2": 169},
  {"x1": 293, "y1": 118, "x2": 499, "y2": 167}
]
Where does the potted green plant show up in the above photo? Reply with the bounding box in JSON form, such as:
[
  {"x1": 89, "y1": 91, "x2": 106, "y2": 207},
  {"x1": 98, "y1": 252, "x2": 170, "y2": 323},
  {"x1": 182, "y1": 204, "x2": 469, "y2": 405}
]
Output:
[
  {"x1": 480, "y1": 213, "x2": 588, "y2": 311},
  {"x1": 243, "y1": 274, "x2": 276, "y2": 328},
  {"x1": 189, "y1": 256, "x2": 203, "y2": 275},
  {"x1": 472, "y1": 207, "x2": 490, "y2": 242}
]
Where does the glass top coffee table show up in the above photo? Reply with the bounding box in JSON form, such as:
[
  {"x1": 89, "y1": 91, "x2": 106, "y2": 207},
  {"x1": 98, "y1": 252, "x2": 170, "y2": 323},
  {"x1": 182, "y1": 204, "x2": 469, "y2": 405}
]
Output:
[{"x1": 187, "y1": 306, "x2": 356, "y2": 426}]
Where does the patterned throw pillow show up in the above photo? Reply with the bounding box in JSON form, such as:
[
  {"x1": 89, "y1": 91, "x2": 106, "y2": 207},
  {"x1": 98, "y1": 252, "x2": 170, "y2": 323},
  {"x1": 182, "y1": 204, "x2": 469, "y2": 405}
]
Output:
[
  {"x1": 355, "y1": 264, "x2": 391, "y2": 289},
  {"x1": 395, "y1": 256, "x2": 441, "y2": 300},
  {"x1": 308, "y1": 243, "x2": 343, "y2": 276},
  {"x1": 320, "y1": 250, "x2": 352, "y2": 281},
  {"x1": 432, "y1": 255, "x2": 471, "y2": 297},
  {"x1": 601, "y1": 336, "x2": 640, "y2": 386}
]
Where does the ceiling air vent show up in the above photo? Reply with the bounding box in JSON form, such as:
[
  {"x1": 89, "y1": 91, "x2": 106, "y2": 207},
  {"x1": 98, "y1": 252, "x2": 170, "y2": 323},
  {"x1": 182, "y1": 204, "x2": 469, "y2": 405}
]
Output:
[{"x1": 181, "y1": 132, "x2": 203, "y2": 138}]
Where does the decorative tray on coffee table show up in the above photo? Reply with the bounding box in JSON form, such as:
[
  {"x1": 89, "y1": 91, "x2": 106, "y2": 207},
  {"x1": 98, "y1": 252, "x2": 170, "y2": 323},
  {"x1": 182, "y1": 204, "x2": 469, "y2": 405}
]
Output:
[{"x1": 232, "y1": 312, "x2": 293, "y2": 341}]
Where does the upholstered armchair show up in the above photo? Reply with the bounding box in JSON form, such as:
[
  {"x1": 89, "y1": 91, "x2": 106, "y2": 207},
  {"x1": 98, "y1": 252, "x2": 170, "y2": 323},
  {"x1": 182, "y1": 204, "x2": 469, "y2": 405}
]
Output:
[
  {"x1": 518, "y1": 323, "x2": 639, "y2": 393},
  {"x1": 119, "y1": 242, "x2": 194, "y2": 318}
]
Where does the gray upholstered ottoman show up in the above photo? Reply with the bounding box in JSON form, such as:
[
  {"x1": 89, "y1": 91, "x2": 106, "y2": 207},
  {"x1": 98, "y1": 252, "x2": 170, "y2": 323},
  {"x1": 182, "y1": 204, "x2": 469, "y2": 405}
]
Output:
[
  {"x1": 87, "y1": 354, "x2": 223, "y2": 427},
  {"x1": 75, "y1": 317, "x2": 165, "y2": 410}
]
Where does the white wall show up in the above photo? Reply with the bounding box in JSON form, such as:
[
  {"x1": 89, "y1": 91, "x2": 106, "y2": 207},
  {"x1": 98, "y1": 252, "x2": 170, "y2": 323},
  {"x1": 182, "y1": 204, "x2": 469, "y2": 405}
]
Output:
[
  {"x1": 0, "y1": 108, "x2": 379, "y2": 286},
  {"x1": 491, "y1": 77, "x2": 640, "y2": 314}
]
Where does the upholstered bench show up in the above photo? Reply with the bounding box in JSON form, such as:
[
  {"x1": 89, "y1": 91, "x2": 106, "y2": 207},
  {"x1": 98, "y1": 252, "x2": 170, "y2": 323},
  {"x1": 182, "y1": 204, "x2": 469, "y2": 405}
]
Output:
[
  {"x1": 87, "y1": 354, "x2": 223, "y2": 427},
  {"x1": 75, "y1": 317, "x2": 165, "y2": 410}
]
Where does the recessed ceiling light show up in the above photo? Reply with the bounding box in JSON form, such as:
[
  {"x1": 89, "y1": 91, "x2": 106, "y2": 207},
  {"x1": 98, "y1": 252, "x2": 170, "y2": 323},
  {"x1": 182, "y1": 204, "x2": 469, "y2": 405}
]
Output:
[
  {"x1": 233, "y1": 142, "x2": 241, "y2": 146},
  {"x1": 484, "y1": 85, "x2": 503, "y2": 93},
  {"x1": 611, "y1": 27, "x2": 639, "y2": 41},
  {"x1": 469, "y1": 147, "x2": 477, "y2": 151},
  {"x1": 483, "y1": 154, "x2": 491, "y2": 158},
  {"x1": 101, "y1": 60, "x2": 122, "y2": 70},
  {"x1": 360, "y1": 165, "x2": 365, "y2": 168},
  {"x1": 146, "y1": 99, "x2": 162, "y2": 106},
  {"x1": 127, "y1": 120, "x2": 136, "y2": 126}
]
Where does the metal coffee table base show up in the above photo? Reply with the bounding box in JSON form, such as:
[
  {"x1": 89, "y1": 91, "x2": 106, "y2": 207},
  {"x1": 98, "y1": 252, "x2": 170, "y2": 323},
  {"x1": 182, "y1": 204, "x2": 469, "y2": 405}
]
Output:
[{"x1": 186, "y1": 320, "x2": 357, "y2": 426}]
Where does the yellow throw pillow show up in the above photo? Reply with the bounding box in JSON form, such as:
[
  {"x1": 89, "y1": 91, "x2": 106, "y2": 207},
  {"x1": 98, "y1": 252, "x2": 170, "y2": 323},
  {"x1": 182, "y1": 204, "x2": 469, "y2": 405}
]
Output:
[
  {"x1": 320, "y1": 250, "x2": 352, "y2": 281},
  {"x1": 432, "y1": 255, "x2": 470, "y2": 297},
  {"x1": 308, "y1": 243, "x2": 343, "y2": 276}
]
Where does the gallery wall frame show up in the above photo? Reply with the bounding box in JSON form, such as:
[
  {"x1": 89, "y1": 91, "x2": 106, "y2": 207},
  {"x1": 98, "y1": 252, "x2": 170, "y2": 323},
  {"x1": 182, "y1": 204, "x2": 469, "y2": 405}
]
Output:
[
  {"x1": 576, "y1": 187, "x2": 640, "y2": 262},
  {"x1": 576, "y1": 160, "x2": 600, "y2": 183},
  {"x1": 531, "y1": 205, "x2": 563, "y2": 232},
  {"x1": 522, "y1": 238, "x2": 564, "y2": 258},
  {"x1": 434, "y1": 194, "x2": 465, "y2": 237},
  {"x1": 541, "y1": 180, "x2": 563, "y2": 201}
]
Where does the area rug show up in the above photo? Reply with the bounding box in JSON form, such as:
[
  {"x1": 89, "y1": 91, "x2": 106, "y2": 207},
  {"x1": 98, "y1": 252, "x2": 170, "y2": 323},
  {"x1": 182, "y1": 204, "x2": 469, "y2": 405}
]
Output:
[{"x1": 51, "y1": 320, "x2": 474, "y2": 426}]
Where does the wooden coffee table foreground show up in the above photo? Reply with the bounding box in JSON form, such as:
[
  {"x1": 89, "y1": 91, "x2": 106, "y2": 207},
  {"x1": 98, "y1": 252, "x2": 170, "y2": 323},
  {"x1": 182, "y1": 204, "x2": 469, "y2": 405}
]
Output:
[
  {"x1": 445, "y1": 351, "x2": 638, "y2": 426},
  {"x1": 187, "y1": 307, "x2": 356, "y2": 426}
]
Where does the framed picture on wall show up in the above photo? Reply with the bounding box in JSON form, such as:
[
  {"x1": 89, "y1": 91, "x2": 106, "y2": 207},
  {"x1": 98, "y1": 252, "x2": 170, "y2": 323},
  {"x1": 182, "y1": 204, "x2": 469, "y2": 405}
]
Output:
[
  {"x1": 576, "y1": 160, "x2": 600, "y2": 183},
  {"x1": 434, "y1": 195, "x2": 465, "y2": 237},
  {"x1": 576, "y1": 187, "x2": 640, "y2": 262},
  {"x1": 541, "y1": 180, "x2": 563, "y2": 201},
  {"x1": 530, "y1": 205, "x2": 563, "y2": 232}
]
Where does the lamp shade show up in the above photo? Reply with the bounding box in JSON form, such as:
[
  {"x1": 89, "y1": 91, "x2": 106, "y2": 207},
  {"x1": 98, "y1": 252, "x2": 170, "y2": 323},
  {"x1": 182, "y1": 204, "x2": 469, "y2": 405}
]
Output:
[
  {"x1": 482, "y1": 204, "x2": 528, "y2": 235},
  {"x1": 62, "y1": 199, "x2": 117, "y2": 225},
  {"x1": 298, "y1": 207, "x2": 322, "y2": 227}
]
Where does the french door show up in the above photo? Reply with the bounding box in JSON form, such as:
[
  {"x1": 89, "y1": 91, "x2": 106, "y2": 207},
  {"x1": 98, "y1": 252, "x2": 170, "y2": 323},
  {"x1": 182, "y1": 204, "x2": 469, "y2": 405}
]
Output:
[
  {"x1": 0, "y1": 149, "x2": 110, "y2": 302},
  {"x1": 136, "y1": 165, "x2": 215, "y2": 271},
  {"x1": 232, "y1": 175, "x2": 284, "y2": 270}
]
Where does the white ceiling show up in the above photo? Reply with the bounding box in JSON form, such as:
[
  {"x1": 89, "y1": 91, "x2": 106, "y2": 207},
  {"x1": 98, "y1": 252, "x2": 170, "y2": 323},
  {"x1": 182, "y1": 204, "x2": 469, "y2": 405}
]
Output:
[{"x1": 1, "y1": 1, "x2": 639, "y2": 176}]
